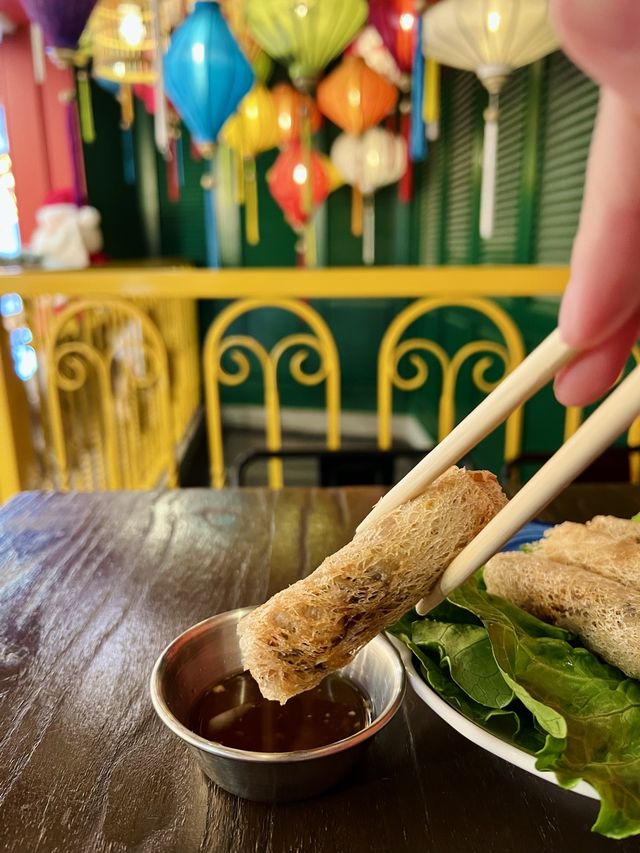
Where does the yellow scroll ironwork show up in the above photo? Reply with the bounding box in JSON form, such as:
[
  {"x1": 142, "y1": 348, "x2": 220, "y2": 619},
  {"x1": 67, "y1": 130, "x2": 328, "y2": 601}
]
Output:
[
  {"x1": 45, "y1": 299, "x2": 176, "y2": 490},
  {"x1": 377, "y1": 297, "x2": 526, "y2": 460},
  {"x1": 203, "y1": 299, "x2": 341, "y2": 488}
]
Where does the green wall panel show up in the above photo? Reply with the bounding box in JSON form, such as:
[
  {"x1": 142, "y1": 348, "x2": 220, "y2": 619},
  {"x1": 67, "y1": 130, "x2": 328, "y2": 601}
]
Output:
[
  {"x1": 82, "y1": 81, "x2": 146, "y2": 259},
  {"x1": 535, "y1": 52, "x2": 599, "y2": 262}
]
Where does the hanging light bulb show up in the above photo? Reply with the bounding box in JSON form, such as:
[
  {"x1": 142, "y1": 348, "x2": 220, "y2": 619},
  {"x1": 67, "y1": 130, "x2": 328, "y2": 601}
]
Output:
[
  {"x1": 487, "y1": 10, "x2": 501, "y2": 33},
  {"x1": 118, "y1": 4, "x2": 146, "y2": 46},
  {"x1": 91, "y1": 0, "x2": 155, "y2": 83},
  {"x1": 293, "y1": 163, "x2": 308, "y2": 186}
]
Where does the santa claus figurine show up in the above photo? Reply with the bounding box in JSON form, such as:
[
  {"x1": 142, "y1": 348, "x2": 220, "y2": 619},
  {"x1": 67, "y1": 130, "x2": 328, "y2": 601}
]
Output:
[{"x1": 30, "y1": 190, "x2": 106, "y2": 270}]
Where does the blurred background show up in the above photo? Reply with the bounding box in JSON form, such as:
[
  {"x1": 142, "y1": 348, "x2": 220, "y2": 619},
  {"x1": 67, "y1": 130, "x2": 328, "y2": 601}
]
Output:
[{"x1": 0, "y1": 0, "x2": 635, "y2": 501}]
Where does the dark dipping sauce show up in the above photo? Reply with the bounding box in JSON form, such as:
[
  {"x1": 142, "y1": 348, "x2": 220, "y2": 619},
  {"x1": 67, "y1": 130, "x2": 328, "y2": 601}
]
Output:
[{"x1": 188, "y1": 670, "x2": 371, "y2": 752}]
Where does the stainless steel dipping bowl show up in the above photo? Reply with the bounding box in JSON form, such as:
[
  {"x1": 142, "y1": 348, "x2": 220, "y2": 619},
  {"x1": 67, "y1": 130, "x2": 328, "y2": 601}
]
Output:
[{"x1": 150, "y1": 607, "x2": 405, "y2": 802}]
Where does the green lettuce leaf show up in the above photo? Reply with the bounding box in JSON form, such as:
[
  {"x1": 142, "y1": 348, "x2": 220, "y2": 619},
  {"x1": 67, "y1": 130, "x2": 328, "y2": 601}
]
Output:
[
  {"x1": 451, "y1": 578, "x2": 640, "y2": 839},
  {"x1": 412, "y1": 620, "x2": 514, "y2": 709},
  {"x1": 400, "y1": 635, "x2": 543, "y2": 751}
]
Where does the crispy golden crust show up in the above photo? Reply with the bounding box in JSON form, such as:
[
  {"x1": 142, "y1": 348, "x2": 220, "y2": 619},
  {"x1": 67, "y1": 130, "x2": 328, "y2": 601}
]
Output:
[
  {"x1": 484, "y1": 551, "x2": 640, "y2": 680},
  {"x1": 536, "y1": 518, "x2": 640, "y2": 590},
  {"x1": 238, "y1": 467, "x2": 507, "y2": 703}
]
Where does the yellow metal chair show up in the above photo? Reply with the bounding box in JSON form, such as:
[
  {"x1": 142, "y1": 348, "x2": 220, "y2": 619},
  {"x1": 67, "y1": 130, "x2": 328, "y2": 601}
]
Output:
[
  {"x1": 45, "y1": 299, "x2": 176, "y2": 490},
  {"x1": 377, "y1": 296, "x2": 527, "y2": 460},
  {"x1": 203, "y1": 299, "x2": 341, "y2": 488}
]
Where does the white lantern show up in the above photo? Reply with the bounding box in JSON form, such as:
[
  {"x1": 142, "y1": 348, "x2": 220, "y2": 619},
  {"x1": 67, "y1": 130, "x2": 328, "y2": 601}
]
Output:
[
  {"x1": 331, "y1": 127, "x2": 407, "y2": 264},
  {"x1": 422, "y1": 0, "x2": 559, "y2": 239}
]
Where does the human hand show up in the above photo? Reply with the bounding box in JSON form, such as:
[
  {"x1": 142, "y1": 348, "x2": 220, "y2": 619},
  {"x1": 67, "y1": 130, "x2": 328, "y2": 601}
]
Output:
[{"x1": 549, "y1": 0, "x2": 640, "y2": 406}]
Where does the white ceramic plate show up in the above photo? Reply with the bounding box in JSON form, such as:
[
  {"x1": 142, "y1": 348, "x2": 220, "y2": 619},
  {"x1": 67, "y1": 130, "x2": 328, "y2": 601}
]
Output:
[{"x1": 388, "y1": 634, "x2": 598, "y2": 800}]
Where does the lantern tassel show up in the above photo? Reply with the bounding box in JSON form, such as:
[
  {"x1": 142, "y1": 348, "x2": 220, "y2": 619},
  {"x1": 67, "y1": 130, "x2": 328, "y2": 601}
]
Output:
[
  {"x1": 351, "y1": 186, "x2": 363, "y2": 237},
  {"x1": 479, "y1": 96, "x2": 499, "y2": 240},
  {"x1": 363, "y1": 193, "x2": 375, "y2": 265},
  {"x1": 121, "y1": 127, "x2": 136, "y2": 185},
  {"x1": 203, "y1": 156, "x2": 220, "y2": 268},
  {"x1": 64, "y1": 92, "x2": 86, "y2": 204},
  {"x1": 300, "y1": 99, "x2": 313, "y2": 218},
  {"x1": 176, "y1": 135, "x2": 185, "y2": 187},
  {"x1": 216, "y1": 145, "x2": 242, "y2": 266},
  {"x1": 30, "y1": 24, "x2": 45, "y2": 85},
  {"x1": 167, "y1": 138, "x2": 180, "y2": 202},
  {"x1": 150, "y1": 0, "x2": 169, "y2": 156},
  {"x1": 119, "y1": 84, "x2": 135, "y2": 130},
  {"x1": 410, "y1": 14, "x2": 427, "y2": 162},
  {"x1": 244, "y1": 157, "x2": 260, "y2": 245},
  {"x1": 304, "y1": 219, "x2": 317, "y2": 268},
  {"x1": 77, "y1": 70, "x2": 96, "y2": 144},
  {"x1": 398, "y1": 104, "x2": 413, "y2": 203},
  {"x1": 424, "y1": 59, "x2": 440, "y2": 141},
  {"x1": 234, "y1": 150, "x2": 245, "y2": 205}
]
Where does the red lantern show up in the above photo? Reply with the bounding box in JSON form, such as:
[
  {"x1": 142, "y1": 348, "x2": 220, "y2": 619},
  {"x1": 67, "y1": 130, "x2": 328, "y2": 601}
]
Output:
[
  {"x1": 368, "y1": 0, "x2": 418, "y2": 75},
  {"x1": 267, "y1": 142, "x2": 330, "y2": 230}
]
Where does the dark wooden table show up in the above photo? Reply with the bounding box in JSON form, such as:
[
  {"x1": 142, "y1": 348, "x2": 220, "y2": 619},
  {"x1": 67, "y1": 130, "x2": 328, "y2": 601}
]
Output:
[{"x1": 2, "y1": 485, "x2": 640, "y2": 853}]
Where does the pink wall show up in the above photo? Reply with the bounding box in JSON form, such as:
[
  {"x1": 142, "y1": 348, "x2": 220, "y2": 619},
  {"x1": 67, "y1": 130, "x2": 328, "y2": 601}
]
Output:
[{"x1": 0, "y1": 25, "x2": 76, "y2": 243}]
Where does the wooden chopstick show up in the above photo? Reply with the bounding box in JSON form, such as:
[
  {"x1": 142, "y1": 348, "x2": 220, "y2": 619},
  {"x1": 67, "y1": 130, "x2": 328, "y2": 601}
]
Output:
[
  {"x1": 416, "y1": 363, "x2": 640, "y2": 614},
  {"x1": 357, "y1": 329, "x2": 576, "y2": 533}
]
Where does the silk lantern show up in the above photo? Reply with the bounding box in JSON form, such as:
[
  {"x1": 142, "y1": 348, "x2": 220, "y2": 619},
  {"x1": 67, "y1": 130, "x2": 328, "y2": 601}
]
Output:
[
  {"x1": 317, "y1": 54, "x2": 398, "y2": 236},
  {"x1": 317, "y1": 55, "x2": 398, "y2": 136},
  {"x1": 246, "y1": 0, "x2": 367, "y2": 92},
  {"x1": 89, "y1": 0, "x2": 182, "y2": 155},
  {"x1": 271, "y1": 84, "x2": 322, "y2": 148},
  {"x1": 423, "y1": 0, "x2": 558, "y2": 239},
  {"x1": 221, "y1": 84, "x2": 280, "y2": 245},
  {"x1": 20, "y1": 0, "x2": 98, "y2": 60},
  {"x1": 369, "y1": 0, "x2": 416, "y2": 76},
  {"x1": 369, "y1": 0, "x2": 430, "y2": 193},
  {"x1": 164, "y1": 0, "x2": 255, "y2": 266},
  {"x1": 331, "y1": 128, "x2": 407, "y2": 264},
  {"x1": 268, "y1": 142, "x2": 332, "y2": 267}
]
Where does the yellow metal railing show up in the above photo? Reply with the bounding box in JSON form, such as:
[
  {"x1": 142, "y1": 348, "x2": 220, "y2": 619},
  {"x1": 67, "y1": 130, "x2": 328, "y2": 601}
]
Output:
[
  {"x1": 46, "y1": 300, "x2": 176, "y2": 490},
  {"x1": 2, "y1": 265, "x2": 639, "y2": 499},
  {"x1": 0, "y1": 285, "x2": 199, "y2": 498}
]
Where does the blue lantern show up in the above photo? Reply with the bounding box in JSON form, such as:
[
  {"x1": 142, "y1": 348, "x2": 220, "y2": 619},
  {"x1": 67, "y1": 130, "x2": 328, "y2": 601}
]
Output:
[
  {"x1": 164, "y1": 0, "x2": 254, "y2": 266},
  {"x1": 164, "y1": 1, "x2": 254, "y2": 152}
]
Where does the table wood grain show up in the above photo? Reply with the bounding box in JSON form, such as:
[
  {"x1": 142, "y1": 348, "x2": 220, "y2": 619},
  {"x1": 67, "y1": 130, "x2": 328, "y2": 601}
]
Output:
[{"x1": 1, "y1": 486, "x2": 639, "y2": 853}]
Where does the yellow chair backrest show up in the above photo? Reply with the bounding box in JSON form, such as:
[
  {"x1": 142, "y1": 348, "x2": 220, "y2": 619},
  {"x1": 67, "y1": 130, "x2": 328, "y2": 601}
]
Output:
[
  {"x1": 203, "y1": 299, "x2": 340, "y2": 488},
  {"x1": 44, "y1": 299, "x2": 176, "y2": 490}
]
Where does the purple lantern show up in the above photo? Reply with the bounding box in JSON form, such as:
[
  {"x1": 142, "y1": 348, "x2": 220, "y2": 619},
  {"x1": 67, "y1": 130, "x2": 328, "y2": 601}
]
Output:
[{"x1": 20, "y1": 0, "x2": 98, "y2": 52}]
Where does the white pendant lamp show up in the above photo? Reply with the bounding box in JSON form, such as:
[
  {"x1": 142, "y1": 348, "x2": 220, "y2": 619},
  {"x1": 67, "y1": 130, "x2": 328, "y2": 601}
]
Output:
[{"x1": 422, "y1": 0, "x2": 559, "y2": 238}]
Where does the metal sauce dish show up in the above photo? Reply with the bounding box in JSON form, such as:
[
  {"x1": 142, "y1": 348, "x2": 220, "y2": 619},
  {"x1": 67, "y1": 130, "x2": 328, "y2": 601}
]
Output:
[{"x1": 150, "y1": 607, "x2": 405, "y2": 802}]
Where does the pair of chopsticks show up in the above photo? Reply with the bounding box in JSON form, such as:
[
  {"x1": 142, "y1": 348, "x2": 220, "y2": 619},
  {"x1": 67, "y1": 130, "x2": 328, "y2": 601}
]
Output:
[{"x1": 356, "y1": 328, "x2": 640, "y2": 615}]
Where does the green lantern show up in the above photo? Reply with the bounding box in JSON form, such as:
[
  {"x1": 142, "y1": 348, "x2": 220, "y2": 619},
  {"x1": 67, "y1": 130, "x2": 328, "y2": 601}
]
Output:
[{"x1": 246, "y1": 0, "x2": 367, "y2": 91}]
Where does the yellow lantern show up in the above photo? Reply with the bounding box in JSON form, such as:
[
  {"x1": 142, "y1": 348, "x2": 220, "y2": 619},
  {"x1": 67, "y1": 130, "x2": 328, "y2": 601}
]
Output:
[
  {"x1": 220, "y1": 84, "x2": 280, "y2": 245},
  {"x1": 91, "y1": 1, "x2": 156, "y2": 84},
  {"x1": 89, "y1": 0, "x2": 183, "y2": 145}
]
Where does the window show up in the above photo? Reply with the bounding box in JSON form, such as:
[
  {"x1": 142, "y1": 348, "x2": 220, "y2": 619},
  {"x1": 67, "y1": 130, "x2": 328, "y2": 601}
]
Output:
[{"x1": 0, "y1": 105, "x2": 20, "y2": 259}]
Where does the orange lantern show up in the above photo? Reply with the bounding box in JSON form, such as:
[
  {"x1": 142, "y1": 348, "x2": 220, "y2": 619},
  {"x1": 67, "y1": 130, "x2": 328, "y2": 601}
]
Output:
[
  {"x1": 317, "y1": 55, "x2": 398, "y2": 135},
  {"x1": 271, "y1": 83, "x2": 322, "y2": 147}
]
